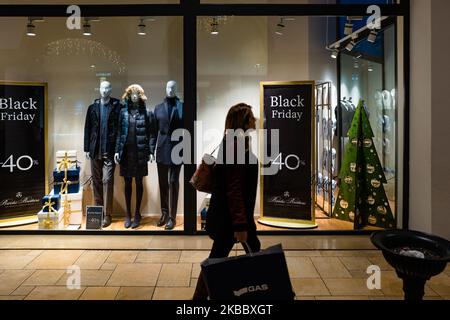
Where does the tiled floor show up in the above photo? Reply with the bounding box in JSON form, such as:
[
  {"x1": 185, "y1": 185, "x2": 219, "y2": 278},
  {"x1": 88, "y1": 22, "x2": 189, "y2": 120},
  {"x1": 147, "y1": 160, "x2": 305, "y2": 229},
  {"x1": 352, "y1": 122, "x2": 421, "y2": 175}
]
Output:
[{"x1": 0, "y1": 235, "x2": 448, "y2": 300}]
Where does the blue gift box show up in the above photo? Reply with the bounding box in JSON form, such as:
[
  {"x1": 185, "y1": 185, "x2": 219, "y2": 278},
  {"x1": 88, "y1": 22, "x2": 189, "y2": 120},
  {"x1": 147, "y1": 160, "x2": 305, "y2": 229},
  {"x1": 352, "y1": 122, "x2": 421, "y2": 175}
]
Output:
[
  {"x1": 53, "y1": 167, "x2": 80, "y2": 194},
  {"x1": 42, "y1": 194, "x2": 61, "y2": 212}
]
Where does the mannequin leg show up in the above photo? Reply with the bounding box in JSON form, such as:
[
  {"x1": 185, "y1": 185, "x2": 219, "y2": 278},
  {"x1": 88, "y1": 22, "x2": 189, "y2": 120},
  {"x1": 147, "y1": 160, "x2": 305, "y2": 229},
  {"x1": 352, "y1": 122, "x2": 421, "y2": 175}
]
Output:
[
  {"x1": 103, "y1": 159, "x2": 115, "y2": 215},
  {"x1": 135, "y1": 177, "x2": 144, "y2": 215},
  {"x1": 102, "y1": 158, "x2": 115, "y2": 228},
  {"x1": 157, "y1": 164, "x2": 169, "y2": 226},
  {"x1": 124, "y1": 177, "x2": 132, "y2": 229},
  {"x1": 90, "y1": 159, "x2": 104, "y2": 207},
  {"x1": 132, "y1": 177, "x2": 144, "y2": 229},
  {"x1": 165, "y1": 165, "x2": 181, "y2": 230},
  {"x1": 169, "y1": 165, "x2": 182, "y2": 220}
]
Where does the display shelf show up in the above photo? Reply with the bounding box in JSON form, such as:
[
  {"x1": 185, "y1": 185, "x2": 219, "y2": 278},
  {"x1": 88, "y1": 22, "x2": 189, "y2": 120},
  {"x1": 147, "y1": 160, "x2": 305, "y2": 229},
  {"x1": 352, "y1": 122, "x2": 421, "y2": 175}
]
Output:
[{"x1": 2, "y1": 215, "x2": 185, "y2": 232}]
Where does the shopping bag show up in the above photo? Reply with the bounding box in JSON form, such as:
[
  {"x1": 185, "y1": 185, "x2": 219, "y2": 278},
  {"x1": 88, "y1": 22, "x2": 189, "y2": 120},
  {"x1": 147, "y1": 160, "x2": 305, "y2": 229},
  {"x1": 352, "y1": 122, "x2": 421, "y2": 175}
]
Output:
[{"x1": 200, "y1": 244, "x2": 295, "y2": 300}]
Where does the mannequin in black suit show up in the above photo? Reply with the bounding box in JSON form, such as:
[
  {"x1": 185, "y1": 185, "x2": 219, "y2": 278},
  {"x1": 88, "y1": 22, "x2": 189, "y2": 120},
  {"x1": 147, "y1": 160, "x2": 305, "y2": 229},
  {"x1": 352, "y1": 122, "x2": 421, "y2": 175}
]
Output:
[{"x1": 150, "y1": 81, "x2": 183, "y2": 230}]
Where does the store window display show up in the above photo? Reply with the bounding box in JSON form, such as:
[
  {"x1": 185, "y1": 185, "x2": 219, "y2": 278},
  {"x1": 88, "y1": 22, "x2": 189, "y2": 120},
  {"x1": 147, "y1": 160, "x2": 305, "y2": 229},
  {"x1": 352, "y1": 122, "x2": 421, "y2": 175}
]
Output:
[
  {"x1": 115, "y1": 84, "x2": 153, "y2": 229},
  {"x1": 337, "y1": 22, "x2": 399, "y2": 225},
  {"x1": 0, "y1": 10, "x2": 403, "y2": 233},
  {"x1": 196, "y1": 15, "x2": 403, "y2": 231},
  {"x1": 0, "y1": 16, "x2": 184, "y2": 231},
  {"x1": 84, "y1": 81, "x2": 122, "y2": 228}
]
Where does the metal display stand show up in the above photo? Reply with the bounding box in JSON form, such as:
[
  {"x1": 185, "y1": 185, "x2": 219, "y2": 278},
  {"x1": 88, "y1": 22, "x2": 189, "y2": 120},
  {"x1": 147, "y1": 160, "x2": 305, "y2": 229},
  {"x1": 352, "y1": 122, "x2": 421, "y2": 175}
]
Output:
[{"x1": 315, "y1": 82, "x2": 335, "y2": 218}]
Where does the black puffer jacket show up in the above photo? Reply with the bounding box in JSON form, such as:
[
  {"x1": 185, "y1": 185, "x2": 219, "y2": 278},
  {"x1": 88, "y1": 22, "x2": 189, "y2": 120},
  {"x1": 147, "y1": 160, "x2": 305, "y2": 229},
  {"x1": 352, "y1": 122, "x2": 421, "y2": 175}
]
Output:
[
  {"x1": 115, "y1": 101, "x2": 154, "y2": 170},
  {"x1": 84, "y1": 98, "x2": 122, "y2": 159}
]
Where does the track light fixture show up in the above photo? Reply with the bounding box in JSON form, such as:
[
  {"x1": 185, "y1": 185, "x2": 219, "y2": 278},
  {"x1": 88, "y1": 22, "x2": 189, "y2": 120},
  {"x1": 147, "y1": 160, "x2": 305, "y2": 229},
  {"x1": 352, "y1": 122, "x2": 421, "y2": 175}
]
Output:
[
  {"x1": 346, "y1": 41, "x2": 355, "y2": 52},
  {"x1": 368, "y1": 30, "x2": 378, "y2": 43},
  {"x1": 210, "y1": 17, "x2": 219, "y2": 35},
  {"x1": 344, "y1": 20, "x2": 353, "y2": 36},
  {"x1": 275, "y1": 18, "x2": 285, "y2": 35},
  {"x1": 26, "y1": 17, "x2": 44, "y2": 37},
  {"x1": 27, "y1": 20, "x2": 36, "y2": 37},
  {"x1": 330, "y1": 44, "x2": 340, "y2": 59},
  {"x1": 138, "y1": 19, "x2": 146, "y2": 36},
  {"x1": 344, "y1": 16, "x2": 363, "y2": 36},
  {"x1": 137, "y1": 17, "x2": 155, "y2": 36},
  {"x1": 346, "y1": 34, "x2": 358, "y2": 52},
  {"x1": 331, "y1": 48, "x2": 339, "y2": 59},
  {"x1": 82, "y1": 17, "x2": 100, "y2": 36},
  {"x1": 83, "y1": 19, "x2": 92, "y2": 36}
]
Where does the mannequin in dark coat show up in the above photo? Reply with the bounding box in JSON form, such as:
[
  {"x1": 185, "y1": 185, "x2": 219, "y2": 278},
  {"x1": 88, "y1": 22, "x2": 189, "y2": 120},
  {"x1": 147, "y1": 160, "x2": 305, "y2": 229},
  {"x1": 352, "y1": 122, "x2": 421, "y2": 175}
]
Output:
[
  {"x1": 115, "y1": 84, "x2": 153, "y2": 229},
  {"x1": 83, "y1": 81, "x2": 122, "y2": 228},
  {"x1": 150, "y1": 80, "x2": 184, "y2": 230}
]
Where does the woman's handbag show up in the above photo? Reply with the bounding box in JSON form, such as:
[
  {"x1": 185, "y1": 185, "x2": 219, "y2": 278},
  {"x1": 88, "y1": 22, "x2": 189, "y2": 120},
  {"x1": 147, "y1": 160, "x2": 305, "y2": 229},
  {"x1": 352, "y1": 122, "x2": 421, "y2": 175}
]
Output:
[{"x1": 189, "y1": 145, "x2": 219, "y2": 194}]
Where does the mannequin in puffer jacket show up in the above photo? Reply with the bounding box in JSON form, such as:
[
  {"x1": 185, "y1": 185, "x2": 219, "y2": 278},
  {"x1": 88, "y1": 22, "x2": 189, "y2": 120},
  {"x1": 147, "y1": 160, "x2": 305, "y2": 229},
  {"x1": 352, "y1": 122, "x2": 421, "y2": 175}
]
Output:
[{"x1": 115, "y1": 84, "x2": 154, "y2": 229}]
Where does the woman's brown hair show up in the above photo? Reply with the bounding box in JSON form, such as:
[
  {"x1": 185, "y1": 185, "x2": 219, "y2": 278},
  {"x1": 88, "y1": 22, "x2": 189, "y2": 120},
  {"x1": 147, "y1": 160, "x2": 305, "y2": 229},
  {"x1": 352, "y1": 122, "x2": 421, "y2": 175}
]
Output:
[{"x1": 224, "y1": 103, "x2": 256, "y2": 132}]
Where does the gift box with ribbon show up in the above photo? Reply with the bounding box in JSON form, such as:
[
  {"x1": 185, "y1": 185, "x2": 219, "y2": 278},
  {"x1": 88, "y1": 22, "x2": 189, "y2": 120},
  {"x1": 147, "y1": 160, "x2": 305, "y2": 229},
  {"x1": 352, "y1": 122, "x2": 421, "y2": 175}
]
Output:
[
  {"x1": 53, "y1": 167, "x2": 80, "y2": 194},
  {"x1": 42, "y1": 194, "x2": 61, "y2": 212},
  {"x1": 37, "y1": 207, "x2": 64, "y2": 230},
  {"x1": 51, "y1": 189, "x2": 83, "y2": 225},
  {"x1": 56, "y1": 150, "x2": 78, "y2": 169}
]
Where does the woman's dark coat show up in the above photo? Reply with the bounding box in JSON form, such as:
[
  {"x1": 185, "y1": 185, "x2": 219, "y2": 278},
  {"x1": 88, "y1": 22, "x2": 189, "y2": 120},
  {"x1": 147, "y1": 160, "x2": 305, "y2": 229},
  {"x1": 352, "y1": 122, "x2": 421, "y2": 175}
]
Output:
[{"x1": 206, "y1": 137, "x2": 259, "y2": 241}]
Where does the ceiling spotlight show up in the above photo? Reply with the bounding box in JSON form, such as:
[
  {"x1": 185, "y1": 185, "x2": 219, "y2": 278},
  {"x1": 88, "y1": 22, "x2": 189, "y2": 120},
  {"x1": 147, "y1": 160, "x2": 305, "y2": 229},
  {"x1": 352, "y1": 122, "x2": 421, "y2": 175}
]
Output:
[
  {"x1": 275, "y1": 18, "x2": 285, "y2": 35},
  {"x1": 210, "y1": 17, "x2": 219, "y2": 35},
  {"x1": 83, "y1": 20, "x2": 92, "y2": 36},
  {"x1": 344, "y1": 20, "x2": 353, "y2": 36},
  {"x1": 82, "y1": 17, "x2": 100, "y2": 36},
  {"x1": 346, "y1": 41, "x2": 355, "y2": 52},
  {"x1": 346, "y1": 33, "x2": 358, "y2": 51},
  {"x1": 368, "y1": 30, "x2": 378, "y2": 43},
  {"x1": 353, "y1": 59, "x2": 359, "y2": 69},
  {"x1": 138, "y1": 19, "x2": 146, "y2": 36},
  {"x1": 26, "y1": 17, "x2": 43, "y2": 37},
  {"x1": 331, "y1": 49, "x2": 339, "y2": 59},
  {"x1": 330, "y1": 45, "x2": 339, "y2": 59},
  {"x1": 137, "y1": 17, "x2": 155, "y2": 36},
  {"x1": 368, "y1": 64, "x2": 374, "y2": 72},
  {"x1": 27, "y1": 21, "x2": 36, "y2": 37}
]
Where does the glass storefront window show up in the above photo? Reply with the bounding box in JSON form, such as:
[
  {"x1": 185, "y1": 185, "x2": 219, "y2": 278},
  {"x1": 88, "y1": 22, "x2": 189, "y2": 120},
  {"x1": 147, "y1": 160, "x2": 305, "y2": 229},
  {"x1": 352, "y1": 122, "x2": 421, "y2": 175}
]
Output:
[
  {"x1": 0, "y1": 16, "x2": 184, "y2": 231},
  {"x1": 339, "y1": 23, "x2": 399, "y2": 223},
  {"x1": 196, "y1": 15, "x2": 403, "y2": 231},
  {"x1": 0, "y1": 1, "x2": 407, "y2": 234}
]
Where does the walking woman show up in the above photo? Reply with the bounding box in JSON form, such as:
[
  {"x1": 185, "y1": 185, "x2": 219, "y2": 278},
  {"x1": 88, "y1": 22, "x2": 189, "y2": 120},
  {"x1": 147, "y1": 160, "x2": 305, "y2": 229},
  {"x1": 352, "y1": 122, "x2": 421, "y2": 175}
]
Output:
[
  {"x1": 193, "y1": 103, "x2": 261, "y2": 300},
  {"x1": 115, "y1": 84, "x2": 153, "y2": 229}
]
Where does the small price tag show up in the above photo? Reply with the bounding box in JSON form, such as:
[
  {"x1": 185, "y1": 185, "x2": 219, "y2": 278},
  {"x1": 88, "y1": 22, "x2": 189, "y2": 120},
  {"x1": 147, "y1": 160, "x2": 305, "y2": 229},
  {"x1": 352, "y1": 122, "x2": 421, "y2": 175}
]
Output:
[{"x1": 86, "y1": 206, "x2": 103, "y2": 230}]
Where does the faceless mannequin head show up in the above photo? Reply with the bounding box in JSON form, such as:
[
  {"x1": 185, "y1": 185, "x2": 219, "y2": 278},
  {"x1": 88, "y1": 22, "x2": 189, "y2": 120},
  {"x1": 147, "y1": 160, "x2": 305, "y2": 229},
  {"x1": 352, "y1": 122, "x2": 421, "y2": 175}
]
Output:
[
  {"x1": 122, "y1": 84, "x2": 147, "y2": 106},
  {"x1": 131, "y1": 92, "x2": 140, "y2": 104},
  {"x1": 100, "y1": 81, "x2": 112, "y2": 100},
  {"x1": 166, "y1": 80, "x2": 178, "y2": 98}
]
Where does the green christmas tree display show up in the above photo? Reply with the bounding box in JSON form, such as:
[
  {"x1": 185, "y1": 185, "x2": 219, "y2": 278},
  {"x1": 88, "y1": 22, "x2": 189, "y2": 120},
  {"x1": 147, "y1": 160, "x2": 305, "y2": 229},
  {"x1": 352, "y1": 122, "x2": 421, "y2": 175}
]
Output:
[{"x1": 333, "y1": 100, "x2": 396, "y2": 230}]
